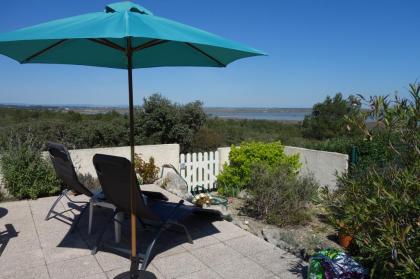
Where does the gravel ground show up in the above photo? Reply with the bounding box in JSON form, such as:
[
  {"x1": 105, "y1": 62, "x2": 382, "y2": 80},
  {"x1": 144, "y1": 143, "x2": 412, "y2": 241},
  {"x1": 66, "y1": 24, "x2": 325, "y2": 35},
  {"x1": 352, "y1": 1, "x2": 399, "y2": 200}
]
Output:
[{"x1": 226, "y1": 197, "x2": 342, "y2": 261}]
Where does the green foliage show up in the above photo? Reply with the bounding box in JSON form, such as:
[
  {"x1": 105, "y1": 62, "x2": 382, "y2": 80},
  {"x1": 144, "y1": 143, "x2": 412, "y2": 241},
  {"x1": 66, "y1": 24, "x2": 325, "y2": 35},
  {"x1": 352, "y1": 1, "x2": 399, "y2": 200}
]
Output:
[
  {"x1": 191, "y1": 127, "x2": 224, "y2": 152},
  {"x1": 303, "y1": 93, "x2": 362, "y2": 140},
  {"x1": 0, "y1": 145, "x2": 60, "y2": 199},
  {"x1": 217, "y1": 141, "x2": 301, "y2": 196},
  {"x1": 246, "y1": 162, "x2": 319, "y2": 226},
  {"x1": 0, "y1": 111, "x2": 129, "y2": 150},
  {"x1": 135, "y1": 94, "x2": 206, "y2": 152},
  {"x1": 324, "y1": 166, "x2": 419, "y2": 278},
  {"x1": 323, "y1": 83, "x2": 420, "y2": 278},
  {"x1": 0, "y1": 102, "x2": 321, "y2": 156},
  {"x1": 195, "y1": 118, "x2": 313, "y2": 152},
  {"x1": 134, "y1": 154, "x2": 160, "y2": 184},
  {"x1": 0, "y1": 96, "x2": 207, "y2": 153}
]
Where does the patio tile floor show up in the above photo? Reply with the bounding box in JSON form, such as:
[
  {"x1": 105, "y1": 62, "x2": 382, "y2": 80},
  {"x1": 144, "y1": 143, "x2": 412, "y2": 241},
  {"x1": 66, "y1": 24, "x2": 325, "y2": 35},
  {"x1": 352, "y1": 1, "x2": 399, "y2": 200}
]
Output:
[{"x1": 0, "y1": 185, "x2": 306, "y2": 278}]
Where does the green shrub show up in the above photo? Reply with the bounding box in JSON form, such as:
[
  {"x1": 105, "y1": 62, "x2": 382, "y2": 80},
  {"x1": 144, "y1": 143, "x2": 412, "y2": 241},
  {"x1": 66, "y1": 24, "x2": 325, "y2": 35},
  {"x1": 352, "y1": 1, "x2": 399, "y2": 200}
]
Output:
[
  {"x1": 217, "y1": 141, "x2": 301, "y2": 196},
  {"x1": 190, "y1": 127, "x2": 224, "y2": 152},
  {"x1": 323, "y1": 83, "x2": 420, "y2": 278},
  {"x1": 135, "y1": 94, "x2": 206, "y2": 152},
  {"x1": 203, "y1": 117, "x2": 312, "y2": 150},
  {"x1": 323, "y1": 166, "x2": 419, "y2": 278},
  {"x1": 246, "y1": 162, "x2": 319, "y2": 226},
  {"x1": 0, "y1": 145, "x2": 60, "y2": 199},
  {"x1": 134, "y1": 154, "x2": 160, "y2": 184}
]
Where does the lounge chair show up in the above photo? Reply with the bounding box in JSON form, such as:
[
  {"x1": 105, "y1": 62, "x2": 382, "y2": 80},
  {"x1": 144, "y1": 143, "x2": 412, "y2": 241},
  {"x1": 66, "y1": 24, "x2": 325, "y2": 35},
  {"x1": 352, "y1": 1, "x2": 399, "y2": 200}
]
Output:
[
  {"x1": 46, "y1": 142, "x2": 169, "y2": 235},
  {"x1": 46, "y1": 142, "x2": 111, "y2": 234},
  {"x1": 91, "y1": 153, "x2": 193, "y2": 270}
]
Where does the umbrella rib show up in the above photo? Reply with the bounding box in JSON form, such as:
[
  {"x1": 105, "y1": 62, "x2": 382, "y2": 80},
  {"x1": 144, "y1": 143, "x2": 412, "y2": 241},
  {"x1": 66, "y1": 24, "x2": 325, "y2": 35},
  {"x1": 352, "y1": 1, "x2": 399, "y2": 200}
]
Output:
[
  {"x1": 185, "y1": 43, "x2": 225, "y2": 67},
  {"x1": 88, "y1": 38, "x2": 125, "y2": 52},
  {"x1": 132, "y1": 39, "x2": 168, "y2": 52},
  {"x1": 22, "y1": 39, "x2": 68, "y2": 63}
]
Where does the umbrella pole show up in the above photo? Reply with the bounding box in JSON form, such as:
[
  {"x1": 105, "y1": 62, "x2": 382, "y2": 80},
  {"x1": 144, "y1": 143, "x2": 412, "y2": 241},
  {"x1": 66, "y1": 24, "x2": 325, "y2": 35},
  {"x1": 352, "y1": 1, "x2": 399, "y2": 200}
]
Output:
[{"x1": 126, "y1": 37, "x2": 139, "y2": 278}]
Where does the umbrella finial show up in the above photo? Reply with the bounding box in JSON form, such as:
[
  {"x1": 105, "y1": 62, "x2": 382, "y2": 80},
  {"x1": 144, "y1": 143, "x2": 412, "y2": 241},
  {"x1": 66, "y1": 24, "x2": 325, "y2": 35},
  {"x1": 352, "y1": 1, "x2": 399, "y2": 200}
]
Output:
[{"x1": 105, "y1": 1, "x2": 153, "y2": 15}]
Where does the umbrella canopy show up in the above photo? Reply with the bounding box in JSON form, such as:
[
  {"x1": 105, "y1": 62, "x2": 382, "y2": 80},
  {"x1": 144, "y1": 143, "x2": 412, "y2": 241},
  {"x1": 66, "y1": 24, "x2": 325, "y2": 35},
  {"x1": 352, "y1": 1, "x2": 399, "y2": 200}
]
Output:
[
  {"x1": 0, "y1": 1, "x2": 264, "y2": 69},
  {"x1": 0, "y1": 2, "x2": 265, "y2": 277}
]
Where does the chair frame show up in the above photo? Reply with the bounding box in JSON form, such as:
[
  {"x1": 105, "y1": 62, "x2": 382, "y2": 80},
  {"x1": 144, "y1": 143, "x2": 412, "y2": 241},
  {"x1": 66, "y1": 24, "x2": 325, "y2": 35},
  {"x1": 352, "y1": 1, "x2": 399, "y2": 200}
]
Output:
[
  {"x1": 91, "y1": 154, "x2": 193, "y2": 271},
  {"x1": 45, "y1": 142, "x2": 108, "y2": 235},
  {"x1": 92, "y1": 200, "x2": 192, "y2": 270}
]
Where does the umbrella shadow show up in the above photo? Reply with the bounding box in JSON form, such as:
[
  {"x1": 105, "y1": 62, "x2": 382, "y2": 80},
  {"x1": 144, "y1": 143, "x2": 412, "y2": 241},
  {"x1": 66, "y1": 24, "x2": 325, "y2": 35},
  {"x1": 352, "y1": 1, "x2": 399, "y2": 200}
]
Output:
[{"x1": 0, "y1": 223, "x2": 18, "y2": 257}]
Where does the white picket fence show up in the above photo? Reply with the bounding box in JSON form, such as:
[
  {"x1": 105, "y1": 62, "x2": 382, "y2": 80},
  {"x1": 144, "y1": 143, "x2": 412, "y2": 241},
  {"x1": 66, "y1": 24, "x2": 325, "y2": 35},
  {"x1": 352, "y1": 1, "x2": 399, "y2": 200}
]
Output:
[{"x1": 180, "y1": 151, "x2": 219, "y2": 192}]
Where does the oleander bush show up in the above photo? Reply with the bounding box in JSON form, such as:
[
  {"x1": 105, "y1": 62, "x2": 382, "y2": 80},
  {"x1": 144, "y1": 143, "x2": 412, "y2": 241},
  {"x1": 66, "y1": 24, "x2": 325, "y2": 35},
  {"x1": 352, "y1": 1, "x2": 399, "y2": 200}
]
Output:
[
  {"x1": 0, "y1": 144, "x2": 60, "y2": 199},
  {"x1": 246, "y1": 162, "x2": 319, "y2": 226},
  {"x1": 217, "y1": 141, "x2": 301, "y2": 196},
  {"x1": 323, "y1": 83, "x2": 420, "y2": 278}
]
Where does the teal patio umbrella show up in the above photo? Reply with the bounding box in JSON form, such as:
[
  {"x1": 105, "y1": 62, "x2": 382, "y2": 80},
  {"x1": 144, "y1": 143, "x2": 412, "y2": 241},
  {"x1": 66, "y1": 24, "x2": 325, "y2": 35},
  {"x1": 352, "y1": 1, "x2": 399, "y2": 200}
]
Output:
[{"x1": 0, "y1": 1, "x2": 265, "y2": 277}]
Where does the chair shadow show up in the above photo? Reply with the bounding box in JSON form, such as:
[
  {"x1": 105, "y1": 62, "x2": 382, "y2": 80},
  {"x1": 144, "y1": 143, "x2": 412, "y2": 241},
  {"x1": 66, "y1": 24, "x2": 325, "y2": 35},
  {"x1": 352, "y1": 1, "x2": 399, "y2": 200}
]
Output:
[
  {"x1": 289, "y1": 259, "x2": 308, "y2": 278},
  {"x1": 0, "y1": 223, "x2": 18, "y2": 257},
  {"x1": 56, "y1": 202, "x2": 221, "y2": 269},
  {"x1": 0, "y1": 207, "x2": 8, "y2": 219}
]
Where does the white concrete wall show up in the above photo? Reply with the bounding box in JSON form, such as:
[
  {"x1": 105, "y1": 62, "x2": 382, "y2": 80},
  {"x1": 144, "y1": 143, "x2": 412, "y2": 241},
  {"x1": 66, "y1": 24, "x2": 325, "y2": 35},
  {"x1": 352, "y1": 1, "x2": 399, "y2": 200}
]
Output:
[
  {"x1": 44, "y1": 144, "x2": 180, "y2": 179},
  {"x1": 284, "y1": 146, "x2": 348, "y2": 190},
  {"x1": 0, "y1": 143, "x2": 347, "y2": 195},
  {"x1": 217, "y1": 146, "x2": 348, "y2": 191}
]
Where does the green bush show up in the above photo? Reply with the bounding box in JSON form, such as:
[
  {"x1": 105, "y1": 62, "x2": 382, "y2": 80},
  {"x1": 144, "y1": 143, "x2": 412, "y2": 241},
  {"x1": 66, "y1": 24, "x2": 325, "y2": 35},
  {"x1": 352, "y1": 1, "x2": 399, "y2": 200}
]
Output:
[
  {"x1": 134, "y1": 154, "x2": 160, "y2": 184},
  {"x1": 323, "y1": 83, "x2": 420, "y2": 278},
  {"x1": 203, "y1": 117, "x2": 313, "y2": 150},
  {"x1": 324, "y1": 166, "x2": 419, "y2": 278},
  {"x1": 135, "y1": 94, "x2": 206, "y2": 152},
  {"x1": 246, "y1": 162, "x2": 319, "y2": 226},
  {"x1": 217, "y1": 141, "x2": 301, "y2": 196},
  {"x1": 190, "y1": 127, "x2": 224, "y2": 152},
  {"x1": 0, "y1": 145, "x2": 60, "y2": 199}
]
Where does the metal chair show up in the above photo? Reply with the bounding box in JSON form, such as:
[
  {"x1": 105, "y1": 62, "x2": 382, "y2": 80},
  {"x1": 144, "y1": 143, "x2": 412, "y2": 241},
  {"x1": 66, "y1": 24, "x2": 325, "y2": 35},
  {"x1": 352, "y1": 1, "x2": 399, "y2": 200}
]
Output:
[
  {"x1": 46, "y1": 142, "x2": 110, "y2": 234},
  {"x1": 92, "y1": 153, "x2": 193, "y2": 270}
]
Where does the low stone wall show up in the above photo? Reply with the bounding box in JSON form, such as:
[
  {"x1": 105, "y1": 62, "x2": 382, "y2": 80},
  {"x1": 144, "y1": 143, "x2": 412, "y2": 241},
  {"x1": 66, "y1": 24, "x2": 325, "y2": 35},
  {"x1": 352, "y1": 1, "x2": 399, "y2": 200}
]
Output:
[
  {"x1": 44, "y1": 144, "x2": 180, "y2": 179},
  {"x1": 284, "y1": 146, "x2": 348, "y2": 190},
  {"x1": 217, "y1": 146, "x2": 348, "y2": 191},
  {"x1": 0, "y1": 143, "x2": 347, "y2": 196}
]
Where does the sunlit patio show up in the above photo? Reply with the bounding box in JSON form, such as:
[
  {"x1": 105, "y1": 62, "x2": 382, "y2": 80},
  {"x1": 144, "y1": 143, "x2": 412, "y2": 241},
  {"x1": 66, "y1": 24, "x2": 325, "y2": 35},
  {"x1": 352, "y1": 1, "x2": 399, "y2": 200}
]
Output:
[{"x1": 0, "y1": 184, "x2": 306, "y2": 279}]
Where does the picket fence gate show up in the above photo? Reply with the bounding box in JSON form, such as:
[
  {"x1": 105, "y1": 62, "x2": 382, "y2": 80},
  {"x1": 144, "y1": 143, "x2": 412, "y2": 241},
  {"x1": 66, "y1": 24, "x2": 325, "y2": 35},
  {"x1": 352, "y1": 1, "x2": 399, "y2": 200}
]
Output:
[{"x1": 179, "y1": 151, "x2": 219, "y2": 192}]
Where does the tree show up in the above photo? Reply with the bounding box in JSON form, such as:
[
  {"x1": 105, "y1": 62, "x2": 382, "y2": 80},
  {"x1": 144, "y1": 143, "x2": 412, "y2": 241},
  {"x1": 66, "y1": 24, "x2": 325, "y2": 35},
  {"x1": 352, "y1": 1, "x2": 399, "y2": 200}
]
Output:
[
  {"x1": 302, "y1": 93, "x2": 361, "y2": 139},
  {"x1": 135, "y1": 93, "x2": 206, "y2": 152}
]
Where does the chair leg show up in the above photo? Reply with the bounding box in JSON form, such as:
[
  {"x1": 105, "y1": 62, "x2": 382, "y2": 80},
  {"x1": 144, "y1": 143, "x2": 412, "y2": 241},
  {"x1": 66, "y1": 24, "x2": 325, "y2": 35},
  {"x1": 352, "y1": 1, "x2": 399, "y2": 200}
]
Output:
[
  {"x1": 173, "y1": 222, "x2": 193, "y2": 244},
  {"x1": 88, "y1": 201, "x2": 94, "y2": 235},
  {"x1": 140, "y1": 228, "x2": 165, "y2": 271},
  {"x1": 45, "y1": 189, "x2": 67, "y2": 221},
  {"x1": 91, "y1": 211, "x2": 117, "y2": 255},
  {"x1": 114, "y1": 212, "x2": 124, "y2": 243},
  {"x1": 139, "y1": 222, "x2": 192, "y2": 271}
]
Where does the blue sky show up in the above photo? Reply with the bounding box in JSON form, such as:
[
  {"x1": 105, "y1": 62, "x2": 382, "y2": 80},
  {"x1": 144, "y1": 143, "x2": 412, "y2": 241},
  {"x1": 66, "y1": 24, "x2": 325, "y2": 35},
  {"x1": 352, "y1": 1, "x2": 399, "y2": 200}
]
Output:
[{"x1": 0, "y1": 0, "x2": 419, "y2": 107}]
